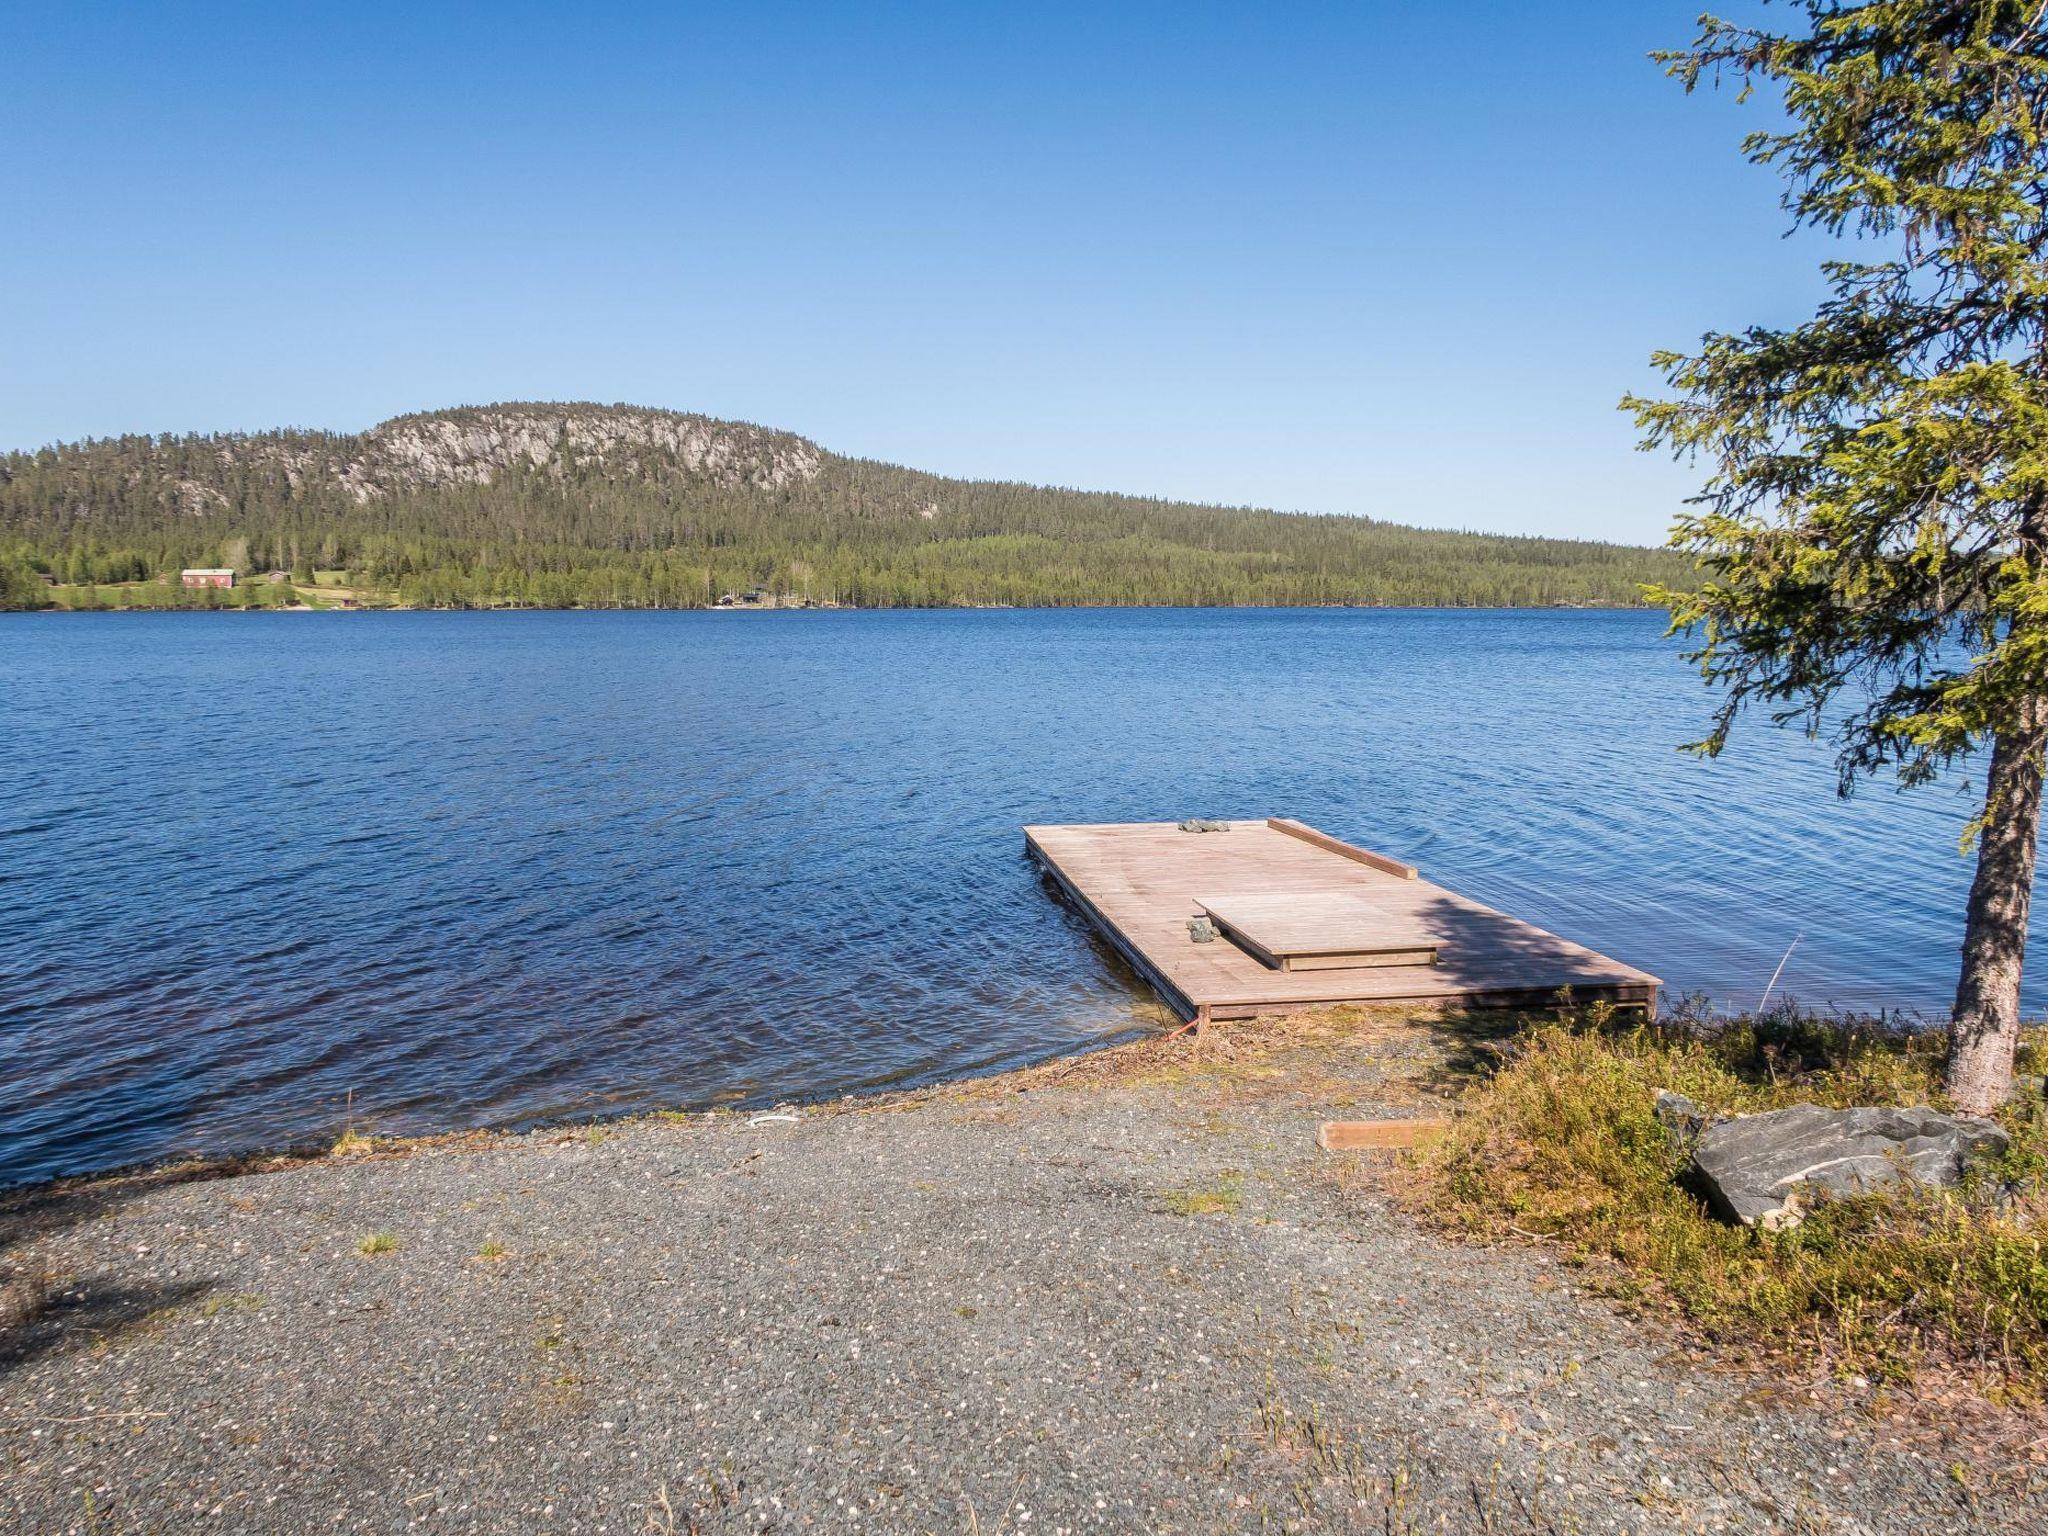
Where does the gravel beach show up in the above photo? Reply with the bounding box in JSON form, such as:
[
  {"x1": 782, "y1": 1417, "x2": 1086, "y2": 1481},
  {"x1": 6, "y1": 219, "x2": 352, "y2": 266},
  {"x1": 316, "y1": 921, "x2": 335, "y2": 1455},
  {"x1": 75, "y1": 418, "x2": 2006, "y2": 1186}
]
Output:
[{"x1": 3, "y1": 1012, "x2": 2040, "y2": 1534}]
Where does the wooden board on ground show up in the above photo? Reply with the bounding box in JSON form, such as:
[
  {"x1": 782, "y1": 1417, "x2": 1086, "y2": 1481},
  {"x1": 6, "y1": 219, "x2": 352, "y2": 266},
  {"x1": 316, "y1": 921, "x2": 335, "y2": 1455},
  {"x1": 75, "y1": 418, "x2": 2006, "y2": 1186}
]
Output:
[
  {"x1": 1318, "y1": 1118, "x2": 1451, "y2": 1152},
  {"x1": 1024, "y1": 819, "x2": 1661, "y2": 1024},
  {"x1": 1195, "y1": 890, "x2": 1439, "y2": 972}
]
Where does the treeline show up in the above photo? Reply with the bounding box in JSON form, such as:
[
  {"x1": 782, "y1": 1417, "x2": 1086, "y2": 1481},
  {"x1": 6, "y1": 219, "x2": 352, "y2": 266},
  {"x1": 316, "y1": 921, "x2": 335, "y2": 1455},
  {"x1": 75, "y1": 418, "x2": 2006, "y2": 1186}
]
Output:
[{"x1": 0, "y1": 407, "x2": 1694, "y2": 611}]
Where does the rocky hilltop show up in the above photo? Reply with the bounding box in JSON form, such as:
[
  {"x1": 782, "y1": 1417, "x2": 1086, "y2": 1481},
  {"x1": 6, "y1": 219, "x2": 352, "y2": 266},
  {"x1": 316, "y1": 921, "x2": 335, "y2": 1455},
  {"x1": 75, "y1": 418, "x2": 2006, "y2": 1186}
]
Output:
[
  {"x1": 62, "y1": 403, "x2": 825, "y2": 516},
  {"x1": 339, "y1": 404, "x2": 824, "y2": 501}
]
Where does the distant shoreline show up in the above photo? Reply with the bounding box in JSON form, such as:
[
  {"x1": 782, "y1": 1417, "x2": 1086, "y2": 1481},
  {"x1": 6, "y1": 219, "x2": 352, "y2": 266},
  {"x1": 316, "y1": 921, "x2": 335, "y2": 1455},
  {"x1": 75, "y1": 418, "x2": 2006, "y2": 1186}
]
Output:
[{"x1": 6, "y1": 598, "x2": 1672, "y2": 616}]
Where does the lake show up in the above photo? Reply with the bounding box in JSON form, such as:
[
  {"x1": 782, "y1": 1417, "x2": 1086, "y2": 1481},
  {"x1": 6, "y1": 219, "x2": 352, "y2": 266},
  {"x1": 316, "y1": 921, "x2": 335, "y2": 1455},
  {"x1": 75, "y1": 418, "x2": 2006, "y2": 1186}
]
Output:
[{"x1": 0, "y1": 608, "x2": 2030, "y2": 1187}]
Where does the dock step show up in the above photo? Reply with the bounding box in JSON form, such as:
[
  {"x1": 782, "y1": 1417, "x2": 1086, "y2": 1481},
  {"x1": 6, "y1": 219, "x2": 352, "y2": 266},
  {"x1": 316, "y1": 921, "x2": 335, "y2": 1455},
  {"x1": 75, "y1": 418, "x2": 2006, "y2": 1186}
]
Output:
[{"x1": 1195, "y1": 890, "x2": 1440, "y2": 972}]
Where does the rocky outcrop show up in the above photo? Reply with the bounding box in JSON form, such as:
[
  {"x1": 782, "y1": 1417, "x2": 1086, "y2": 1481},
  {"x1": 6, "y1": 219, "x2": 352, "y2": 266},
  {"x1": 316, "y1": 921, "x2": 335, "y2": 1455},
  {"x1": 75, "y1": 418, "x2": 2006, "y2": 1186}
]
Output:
[
  {"x1": 1686, "y1": 1103, "x2": 2008, "y2": 1230},
  {"x1": 169, "y1": 478, "x2": 230, "y2": 515},
  {"x1": 335, "y1": 405, "x2": 823, "y2": 502},
  {"x1": 145, "y1": 403, "x2": 827, "y2": 510}
]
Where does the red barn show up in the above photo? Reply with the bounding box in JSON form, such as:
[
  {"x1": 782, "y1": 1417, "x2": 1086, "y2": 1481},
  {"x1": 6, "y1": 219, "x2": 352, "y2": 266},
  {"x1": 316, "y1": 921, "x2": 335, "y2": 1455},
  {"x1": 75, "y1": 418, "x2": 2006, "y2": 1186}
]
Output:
[{"x1": 180, "y1": 568, "x2": 236, "y2": 589}]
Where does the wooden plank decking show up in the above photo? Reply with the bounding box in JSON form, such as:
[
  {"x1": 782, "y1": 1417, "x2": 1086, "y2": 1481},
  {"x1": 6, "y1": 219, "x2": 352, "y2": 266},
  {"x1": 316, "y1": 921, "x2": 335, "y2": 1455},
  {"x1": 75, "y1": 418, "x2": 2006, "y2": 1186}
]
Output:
[{"x1": 1025, "y1": 818, "x2": 1660, "y2": 1024}]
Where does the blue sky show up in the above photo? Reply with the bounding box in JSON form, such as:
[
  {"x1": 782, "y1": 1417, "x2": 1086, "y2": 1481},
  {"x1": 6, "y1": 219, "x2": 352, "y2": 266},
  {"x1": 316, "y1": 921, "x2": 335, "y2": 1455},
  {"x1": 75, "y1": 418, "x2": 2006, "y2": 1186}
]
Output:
[{"x1": 2, "y1": 1, "x2": 1821, "y2": 544}]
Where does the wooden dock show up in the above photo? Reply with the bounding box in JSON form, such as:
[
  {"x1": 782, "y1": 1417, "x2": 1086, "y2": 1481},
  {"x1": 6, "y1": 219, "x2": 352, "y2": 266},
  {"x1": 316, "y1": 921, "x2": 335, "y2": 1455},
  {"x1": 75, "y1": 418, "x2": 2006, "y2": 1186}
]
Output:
[{"x1": 1025, "y1": 818, "x2": 1659, "y2": 1025}]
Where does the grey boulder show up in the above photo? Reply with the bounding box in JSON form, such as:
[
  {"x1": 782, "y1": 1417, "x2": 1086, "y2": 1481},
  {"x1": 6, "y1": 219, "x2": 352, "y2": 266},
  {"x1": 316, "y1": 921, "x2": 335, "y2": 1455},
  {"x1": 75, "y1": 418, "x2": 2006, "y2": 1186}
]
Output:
[{"x1": 1689, "y1": 1103, "x2": 2008, "y2": 1230}]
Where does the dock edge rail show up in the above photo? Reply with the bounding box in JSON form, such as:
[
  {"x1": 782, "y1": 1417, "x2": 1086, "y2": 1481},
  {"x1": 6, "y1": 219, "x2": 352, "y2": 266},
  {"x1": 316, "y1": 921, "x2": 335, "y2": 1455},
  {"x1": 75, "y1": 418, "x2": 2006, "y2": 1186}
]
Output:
[{"x1": 1266, "y1": 817, "x2": 1418, "y2": 880}]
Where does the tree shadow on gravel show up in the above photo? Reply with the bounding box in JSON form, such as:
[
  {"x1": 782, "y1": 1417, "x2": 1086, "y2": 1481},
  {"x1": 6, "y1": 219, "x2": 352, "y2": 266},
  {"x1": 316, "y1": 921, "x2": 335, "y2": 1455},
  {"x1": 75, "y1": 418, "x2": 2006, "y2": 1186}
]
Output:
[
  {"x1": 1407, "y1": 1008, "x2": 1533, "y2": 1089},
  {"x1": 0, "y1": 1171, "x2": 222, "y2": 1380}
]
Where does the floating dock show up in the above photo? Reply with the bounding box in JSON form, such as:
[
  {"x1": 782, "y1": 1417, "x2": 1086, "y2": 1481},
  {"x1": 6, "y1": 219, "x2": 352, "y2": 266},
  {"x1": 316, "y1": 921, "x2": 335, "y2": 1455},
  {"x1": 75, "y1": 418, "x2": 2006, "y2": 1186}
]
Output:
[{"x1": 1025, "y1": 818, "x2": 1659, "y2": 1024}]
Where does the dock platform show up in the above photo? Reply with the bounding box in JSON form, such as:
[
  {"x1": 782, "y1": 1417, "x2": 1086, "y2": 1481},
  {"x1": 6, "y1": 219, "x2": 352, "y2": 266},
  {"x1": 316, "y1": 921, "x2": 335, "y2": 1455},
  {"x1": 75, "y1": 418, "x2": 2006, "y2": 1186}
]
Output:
[{"x1": 1025, "y1": 819, "x2": 1659, "y2": 1024}]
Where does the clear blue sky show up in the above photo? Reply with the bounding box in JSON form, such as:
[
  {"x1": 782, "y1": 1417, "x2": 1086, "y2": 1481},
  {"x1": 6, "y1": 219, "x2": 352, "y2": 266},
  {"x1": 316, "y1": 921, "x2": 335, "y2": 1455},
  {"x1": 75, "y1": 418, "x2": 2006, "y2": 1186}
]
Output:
[{"x1": 2, "y1": 1, "x2": 1820, "y2": 545}]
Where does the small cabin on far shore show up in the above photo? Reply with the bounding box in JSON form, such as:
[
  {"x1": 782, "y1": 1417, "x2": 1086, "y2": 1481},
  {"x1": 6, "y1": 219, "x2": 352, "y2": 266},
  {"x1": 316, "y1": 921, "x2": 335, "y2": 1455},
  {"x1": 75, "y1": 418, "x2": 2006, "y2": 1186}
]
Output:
[{"x1": 180, "y1": 568, "x2": 236, "y2": 589}]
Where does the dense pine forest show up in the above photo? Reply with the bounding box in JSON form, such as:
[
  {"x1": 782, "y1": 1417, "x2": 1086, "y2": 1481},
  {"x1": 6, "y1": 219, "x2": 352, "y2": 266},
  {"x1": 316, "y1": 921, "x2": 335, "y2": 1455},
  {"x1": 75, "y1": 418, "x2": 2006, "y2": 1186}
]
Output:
[{"x1": 0, "y1": 402, "x2": 1692, "y2": 611}]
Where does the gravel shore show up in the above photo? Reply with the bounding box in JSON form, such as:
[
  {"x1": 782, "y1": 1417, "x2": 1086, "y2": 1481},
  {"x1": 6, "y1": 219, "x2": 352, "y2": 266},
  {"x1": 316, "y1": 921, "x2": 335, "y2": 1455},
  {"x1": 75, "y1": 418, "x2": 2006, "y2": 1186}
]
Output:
[{"x1": 2, "y1": 1012, "x2": 2040, "y2": 1534}]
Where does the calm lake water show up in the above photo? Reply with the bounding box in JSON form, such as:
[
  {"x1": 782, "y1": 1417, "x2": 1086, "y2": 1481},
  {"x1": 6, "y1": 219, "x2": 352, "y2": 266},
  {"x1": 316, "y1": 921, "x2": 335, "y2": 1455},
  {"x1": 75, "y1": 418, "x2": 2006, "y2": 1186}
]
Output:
[{"x1": 1, "y1": 608, "x2": 2034, "y2": 1187}]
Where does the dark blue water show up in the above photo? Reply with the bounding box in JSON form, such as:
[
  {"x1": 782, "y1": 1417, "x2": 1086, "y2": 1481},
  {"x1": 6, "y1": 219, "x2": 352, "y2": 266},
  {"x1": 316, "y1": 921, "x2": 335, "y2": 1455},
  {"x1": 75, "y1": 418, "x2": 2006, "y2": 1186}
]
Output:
[{"x1": 0, "y1": 608, "x2": 2030, "y2": 1187}]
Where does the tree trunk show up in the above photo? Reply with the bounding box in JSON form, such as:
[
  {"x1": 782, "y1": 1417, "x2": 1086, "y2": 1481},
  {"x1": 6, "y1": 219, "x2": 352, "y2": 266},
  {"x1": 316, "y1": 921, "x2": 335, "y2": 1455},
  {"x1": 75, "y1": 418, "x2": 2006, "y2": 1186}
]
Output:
[{"x1": 1947, "y1": 694, "x2": 2048, "y2": 1115}]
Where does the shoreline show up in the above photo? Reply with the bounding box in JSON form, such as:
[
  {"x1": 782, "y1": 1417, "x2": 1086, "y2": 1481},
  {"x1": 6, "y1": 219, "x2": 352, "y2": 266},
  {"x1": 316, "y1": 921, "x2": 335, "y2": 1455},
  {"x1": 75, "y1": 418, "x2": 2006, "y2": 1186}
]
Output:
[
  {"x1": 0, "y1": 1025, "x2": 1161, "y2": 1208},
  {"x1": 3, "y1": 1007, "x2": 2038, "y2": 1533},
  {"x1": 3, "y1": 598, "x2": 1672, "y2": 617},
  {"x1": 0, "y1": 1008, "x2": 1191, "y2": 1203}
]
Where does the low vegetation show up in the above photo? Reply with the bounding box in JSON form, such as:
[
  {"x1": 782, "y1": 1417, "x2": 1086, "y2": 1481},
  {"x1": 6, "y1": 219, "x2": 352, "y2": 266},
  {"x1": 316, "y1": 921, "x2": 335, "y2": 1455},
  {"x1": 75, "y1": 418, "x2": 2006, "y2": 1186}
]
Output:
[
  {"x1": 1162, "y1": 1172, "x2": 1245, "y2": 1217},
  {"x1": 330, "y1": 1127, "x2": 377, "y2": 1157},
  {"x1": 1418, "y1": 1007, "x2": 2048, "y2": 1397}
]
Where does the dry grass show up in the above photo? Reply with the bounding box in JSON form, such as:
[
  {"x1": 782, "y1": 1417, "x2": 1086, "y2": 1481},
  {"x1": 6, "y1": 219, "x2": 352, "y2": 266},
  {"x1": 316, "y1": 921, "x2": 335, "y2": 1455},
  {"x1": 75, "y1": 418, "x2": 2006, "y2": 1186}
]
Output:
[
  {"x1": 869, "y1": 1004, "x2": 1467, "y2": 1113},
  {"x1": 1413, "y1": 1008, "x2": 2048, "y2": 1398}
]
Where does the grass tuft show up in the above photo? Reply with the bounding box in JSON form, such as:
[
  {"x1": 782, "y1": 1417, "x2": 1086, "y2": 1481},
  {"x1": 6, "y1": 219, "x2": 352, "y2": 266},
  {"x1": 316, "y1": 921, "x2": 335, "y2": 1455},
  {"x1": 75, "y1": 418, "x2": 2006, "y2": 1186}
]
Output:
[
  {"x1": 1164, "y1": 1172, "x2": 1245, "y2": 1217},
  {"x1": 355, "y1": 1231, "x2": 398, "y2": 1257},
  {"x1": 1415, "y1": 1009, "x2": 2048, "y2": 1396},
  {"x1": 332, "y1": 1088, "x2": 374, "y2": 1156}
]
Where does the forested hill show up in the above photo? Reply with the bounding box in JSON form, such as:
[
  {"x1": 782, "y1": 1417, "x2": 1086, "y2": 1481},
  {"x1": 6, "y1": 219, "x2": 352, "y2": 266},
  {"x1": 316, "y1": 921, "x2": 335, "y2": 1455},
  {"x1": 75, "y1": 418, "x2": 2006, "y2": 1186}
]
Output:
[{"x1": 0, "y1": 402, "x2": 1691, "y2": 610}]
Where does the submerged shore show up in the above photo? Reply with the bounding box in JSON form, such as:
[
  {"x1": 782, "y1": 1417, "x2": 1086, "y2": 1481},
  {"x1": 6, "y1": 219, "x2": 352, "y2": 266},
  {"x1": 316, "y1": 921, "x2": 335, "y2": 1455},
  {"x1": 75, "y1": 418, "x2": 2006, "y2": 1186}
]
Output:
[{"x1": 2, "y1": 1011, "x2": 2038, "y2": 1534}]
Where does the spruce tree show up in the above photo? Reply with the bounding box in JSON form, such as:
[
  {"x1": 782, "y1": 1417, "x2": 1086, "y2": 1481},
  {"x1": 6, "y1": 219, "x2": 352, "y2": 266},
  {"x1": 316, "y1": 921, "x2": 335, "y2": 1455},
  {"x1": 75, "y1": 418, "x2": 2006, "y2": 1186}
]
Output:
[{"x1": 1629, "y1": 1, "x2": 2048, "y2": 1111}]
